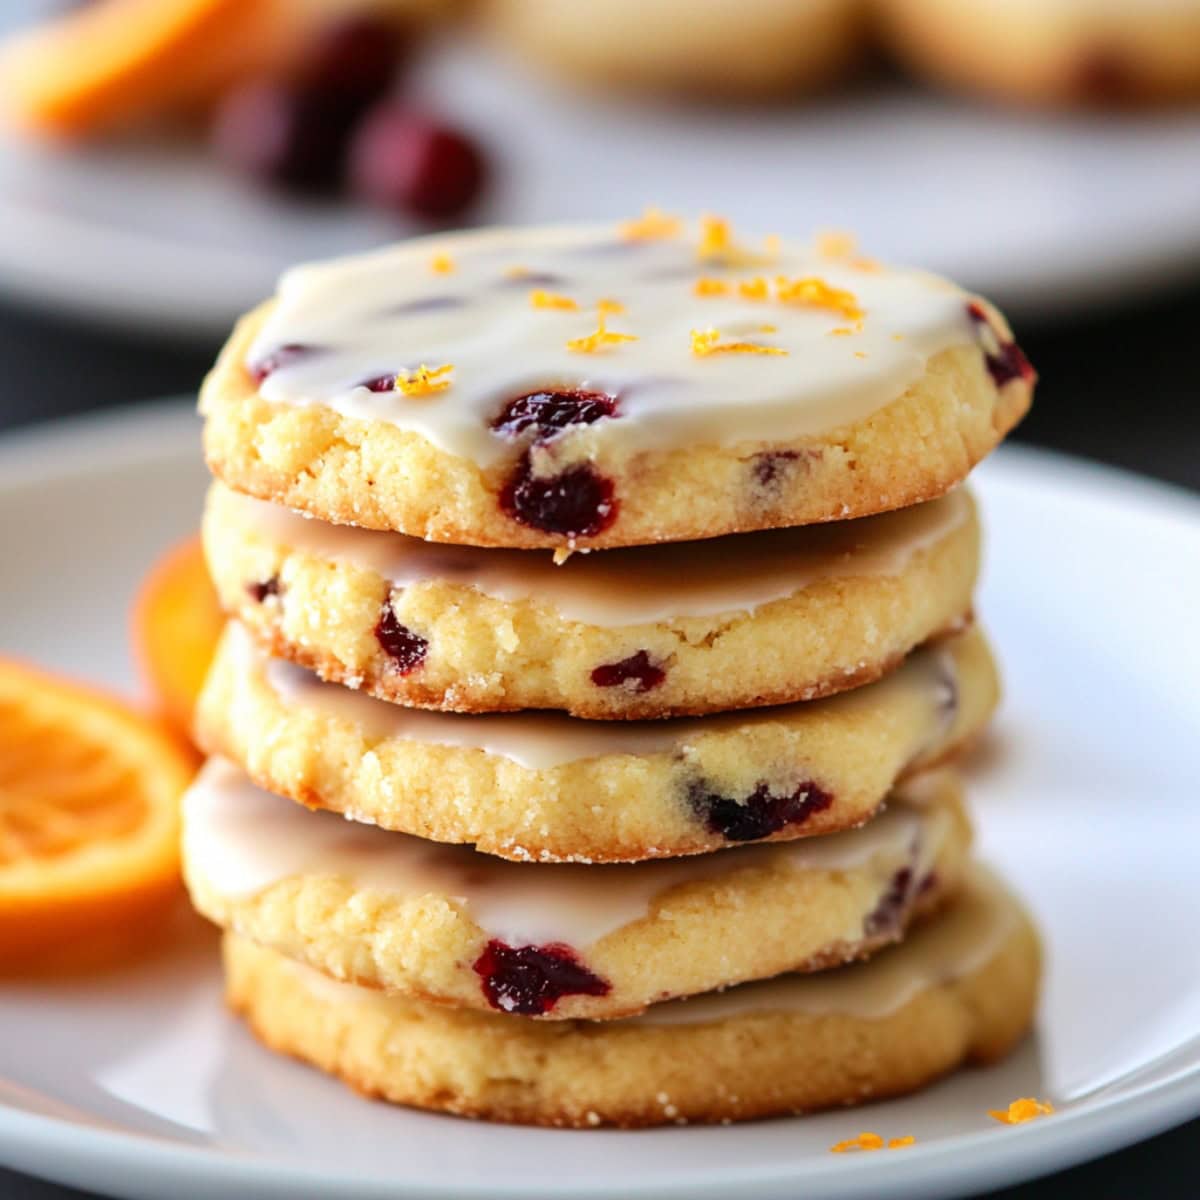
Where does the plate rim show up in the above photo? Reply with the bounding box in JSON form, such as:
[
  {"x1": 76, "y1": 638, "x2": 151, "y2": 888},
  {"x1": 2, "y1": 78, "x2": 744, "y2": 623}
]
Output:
[{"x1": 0, "y1": 398, "x2": 1198, "y2": 1200}]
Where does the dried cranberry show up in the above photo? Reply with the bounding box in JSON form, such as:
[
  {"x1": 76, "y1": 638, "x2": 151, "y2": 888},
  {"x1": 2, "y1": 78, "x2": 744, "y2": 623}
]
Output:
[
  {"x1": 349, "y1": 106, "x2": 486, "y2": 221},
  {"x1": 374, "y1": 604, "x2": 428, "y2": 673},
  {"x1": 752, "y1": 450, "x2": 800, "y2": 489},
  {"x1": 359, "y1": 373, "x2": 397, "y2": 393},
  {"x1": 211, "y1": 82, "x2": 350, "y2": 193},
  {"x1": 966, "y1": 302, "x2": 1036, "y2": 389},
  {"x1": 473, "y1": 940, "x2": 611, "y2": 1015},
  {"x1": 298, "y1": 16, "x2": 405, "y2": 122},
  {"x1": 247, "y1": 343, "x2": 314, "y2": 384},
  {"x1": 492, "y1": 390, "x2": 618, "y2": 442},
  {"x1": 500, "y1": 458, "x2": 617, "y2": 538},
  {"x1": 689, "y1": 779, "x2": 834, "y2": 842},
  {"x1": 247, "y1": 576, "x2": 281, "y2": 602},
  {"x1": 863, "y1": 867, "x2": 915, "y2": 937},
  {"x1": 590, "y1": 651, "x2": 666, "y2": 693}
]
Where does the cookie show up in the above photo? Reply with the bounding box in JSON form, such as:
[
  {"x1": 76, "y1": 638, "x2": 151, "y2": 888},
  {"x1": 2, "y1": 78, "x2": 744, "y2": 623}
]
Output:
[
  {"x1": 204, "y1": 480, "x2": 979, "y2": 718},
  {"x1": 196, "y1": 621, "x2": 998, "y2": 862},
  {"x1": 877, "y1": 0, "x2": 1200, "y2": 107},
  {"x1": 200, "y1": 221, "x2": 1034, "y2": 550},
  {"x1": 481, "y1": 0, "x2": 867, "y2": 99},
  {"x1": 224, "y1": 863, "x2": 1039, "y2": 1126},
  {"x1": 185, "y1": 758, "x2": 970, "y2": 1020}
]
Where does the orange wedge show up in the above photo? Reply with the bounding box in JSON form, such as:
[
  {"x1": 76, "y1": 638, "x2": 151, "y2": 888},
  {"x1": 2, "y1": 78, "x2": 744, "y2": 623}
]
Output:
[
  {"x1": 132, "y1": 535, "x2": 223, "y2": 743},
  {"x1": 0, "y1": 660, "x2": 196, "y2": 962},
  {"x1": 0, "y1": 0, "x2": 285, "y2": 139}
]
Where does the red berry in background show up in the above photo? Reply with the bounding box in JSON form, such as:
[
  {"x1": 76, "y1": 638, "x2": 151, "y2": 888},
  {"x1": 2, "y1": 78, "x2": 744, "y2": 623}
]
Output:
[
  {"x1": 349, "y1": 106, "x2": 487, "y2": 220},
  {"x1": 298, "y1": 16, "x2": 406, "y2": 121},
  {"x1": 211, "y1": 81, "x2": 349, "y2": 192}
]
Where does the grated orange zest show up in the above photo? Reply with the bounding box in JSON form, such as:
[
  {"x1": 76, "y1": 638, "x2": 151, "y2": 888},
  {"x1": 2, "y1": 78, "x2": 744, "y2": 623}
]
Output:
[
  {"x1": 989, "y1": 1098, "x2": 1055, "y2": 1125},
  {"x1": 690, "y1": 328, "x2": 787, "y2": 358},
  {"x1": 567, "y1": 308, "x2": 637, "y2": 354},
  {"x1": 530, "y1": 289, "x2": 579, "y2": 311},
  {"x1": 775, "y1": 276, "x2": 864, "y2": 320},
  {"x1": 693, "y1": 277, "x2": 729, "y2": 297},
  {"x1": 429, "y1": 252, "x2": 455, "y2": 274},
  {"x1": 395, "y1": 364, "x2": 454, "y2": 396},
  {"x1": 620, "y1": 207, "x2": 681, "y2": 241}
]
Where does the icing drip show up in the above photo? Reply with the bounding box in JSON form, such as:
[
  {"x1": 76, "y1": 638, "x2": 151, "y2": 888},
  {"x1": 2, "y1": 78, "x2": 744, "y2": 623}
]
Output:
[
  {"x1": 184, "y1": 759, "x2": 951, "y2": 949},
  {"x1": 219, "y1": 484, "x2": 971, "y2": 626}
]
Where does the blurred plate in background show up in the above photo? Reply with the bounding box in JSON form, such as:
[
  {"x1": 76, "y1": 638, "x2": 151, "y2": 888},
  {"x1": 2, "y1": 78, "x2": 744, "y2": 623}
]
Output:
[{"x1": 2, "y1": 13, "x2": 1200, "y2": 335}]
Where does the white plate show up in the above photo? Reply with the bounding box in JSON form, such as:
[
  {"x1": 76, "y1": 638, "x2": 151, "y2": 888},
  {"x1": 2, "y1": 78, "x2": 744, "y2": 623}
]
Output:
[
  {"x1": 1, "y1": 401, "x2": 1199, "y2": 1200},
  {"x1": 2, "y1": 3, "x2": 1200, "y2": 334}
]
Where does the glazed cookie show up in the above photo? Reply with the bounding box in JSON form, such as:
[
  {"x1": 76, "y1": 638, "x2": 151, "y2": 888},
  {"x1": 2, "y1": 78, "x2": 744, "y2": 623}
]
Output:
[
  {"x1": 186, "y1": 761, "x2": 971, "y2": 1020},
  {"x1": 200, "y1": 221, "x2": 1034, "y2": 550},
  {"x1": 878, "y1": 0, "x2": 1200, "y2": 107},
  {"x1": 481, "y1": 0, "x2": 867, "y2": 99},
  {"x1": 195, "y1": 622, "x2": 998, "y2": 862},
  {"x1": 224, "y1": 864, "x2": 1040, "y2": 1126},
  {"x1": 205, "y1": 480, "x2": 979, "y2": 718}
]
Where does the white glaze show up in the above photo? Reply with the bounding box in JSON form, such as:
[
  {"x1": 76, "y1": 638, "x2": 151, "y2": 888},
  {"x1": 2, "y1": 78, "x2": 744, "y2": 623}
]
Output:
[
  {"x1": 248, "y1": 223, "x2": 978, "y2": 467},
  {"x1": 221, "y1": 484, "x2": 970, "y2": 625},
  {"x1": 232, "y1": 622, "x2": 960, "y2": 769},
  {"x1": 184, "y1": 759, "x2": 950, "y2": 948},
  {"x1": 634, "y1": 865, "x2": 1019, "y2": 1024}
]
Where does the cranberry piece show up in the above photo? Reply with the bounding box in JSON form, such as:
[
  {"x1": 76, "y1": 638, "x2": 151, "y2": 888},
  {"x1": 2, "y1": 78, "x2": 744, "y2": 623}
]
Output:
[
  {"x1": 689, "y1": 779, "x2": 834, "y2": 843},
  {"x1": 359, "y1": 373, "x2": 397, "y2": 393},
  {"x1": 349, "y1": 106, "x2": 487, "y2": 220},
  {"x1": 298, "y1": 16, "x2": 405, "y2": 121},
  {"x1": 473, "y1": 940, "x2": 611, "y2": 1015},
  {"x1": 211, "y1": 82, "x2": 350, "y2": 192},
  {"x1": 863, "y1": 867, "x2": 915, "y2": 937},
  {"x1": 591, "y1": 651, "x2": 666, "y2": 693},
  {"x1": 492, "y1": 390, "x2": 618, "y2": 443},
  {"x1": 247, "y1": 343, "x2": 314, "y2": 384},
  {"x1": 752, "y1": 450, "x2": 800, "y2": 489},
  {"x1": 247, "y1": 576, "x2": 281, "y2": 602},
  {"x1": 500, "y1": 459, "x2": 617, "y2": 538},
  {"x1": 374, "y1": 604, "x2": 428, "y2": 673},
  {"x1": 966, "y1": 302, "x2": 1036, "y2": 389}
]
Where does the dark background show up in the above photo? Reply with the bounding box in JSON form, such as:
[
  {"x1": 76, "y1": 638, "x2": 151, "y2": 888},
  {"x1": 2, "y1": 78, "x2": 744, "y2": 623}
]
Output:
[{"x1": 0, "y1": 284, "x2": 1197, "y2": 1198}]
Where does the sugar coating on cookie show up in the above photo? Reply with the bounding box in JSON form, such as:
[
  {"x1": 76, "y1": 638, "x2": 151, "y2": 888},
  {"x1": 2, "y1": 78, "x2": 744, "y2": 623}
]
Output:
[
  {"x1": 186, "y1": 758, "x2": 970, "y2": 1019},
  {"x1": 205, "y1": 480, "x2": 979, "y2": 717},
  {"x1": 201, "y1": 220, "x2": 1033, "y2": 548},
  {"x1": 195, "y1": 621, "x2": 998, "y2": 862},
  {"x1": 223, "y1": 864, "x2": 1040, "y2": 1126}
]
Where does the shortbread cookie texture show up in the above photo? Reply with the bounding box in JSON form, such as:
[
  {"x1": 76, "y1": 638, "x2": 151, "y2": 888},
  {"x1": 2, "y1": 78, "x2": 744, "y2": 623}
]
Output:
[
  {"x1": 224, "y1": 865, "x2": 1040, "y2": 1126},
  {"x1": 482, "y1": 0, "x2": 868, "y2": 99},
  {"x1": 200, "y1": 221, "x2": 1034, "y2": 549},
  {"x1": 185, "y1": 759, "x2": 970, "y2": 1020},
  {"x1": 878, "y1": 0, "x2": 1200, "y2": 107},
  {"x1": 195, "y1": 621, "x2": 998, "y2": 862},
  {"x1": 205, "y1": 481, "x2": 979, "y2": 718}
]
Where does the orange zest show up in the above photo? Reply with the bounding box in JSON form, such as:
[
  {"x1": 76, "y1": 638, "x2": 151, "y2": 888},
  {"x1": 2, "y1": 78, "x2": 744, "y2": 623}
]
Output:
[
  {"x1": 429, "y1": 252, "x2": 455, "y2": 274},
  {"x1": 131, "y1": 534, "x2": 223, "y2": 743},
  {"x1": 989, "y1": 1098, "x2": 1055, "y2": 1125},
  {"x1": 690, "y1": 328, "x2": 787, "y2": 358},
  {"x1": 567, "y1": 308, "x2": 637, "y2": 354},
  {"x1": 830, "y1": 1132, "x2": 915, "y2": 1153},
  {"x1": 619, "y1": 207, "x2": 681, "y2": 241},
  {"x1": 775, "y1": 276, "x2": 864, "y2": 320},
  {"x1": 530, "y1": 289, "x2": 579, "y2": 311},
  {"x1": 0, "y1": 658, "x2": 195, "y2": 963},
  {"x1": 395, "y1": 364, "x2": 454, "y2": 396}
]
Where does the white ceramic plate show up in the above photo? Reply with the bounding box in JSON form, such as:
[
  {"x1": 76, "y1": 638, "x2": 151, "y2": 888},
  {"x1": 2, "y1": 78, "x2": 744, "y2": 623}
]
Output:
[
  {"x1": 1, "y1": 401, "x2": 1199, "y2": 1200},
  {"x1": 2, "y1": 2, "x2": 1200, "y2": 334}
]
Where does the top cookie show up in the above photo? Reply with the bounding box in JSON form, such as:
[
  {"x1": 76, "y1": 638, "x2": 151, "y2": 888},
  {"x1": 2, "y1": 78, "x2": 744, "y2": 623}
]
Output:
[{"x1": 201, "y1": 218, "x2": 1034, "y2": 549}]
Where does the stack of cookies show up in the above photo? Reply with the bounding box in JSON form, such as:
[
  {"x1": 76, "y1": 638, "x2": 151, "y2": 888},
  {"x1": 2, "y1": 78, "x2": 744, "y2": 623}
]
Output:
[{"x1": 186, "y1": 215, "x2": 1041, "y2": 1128}]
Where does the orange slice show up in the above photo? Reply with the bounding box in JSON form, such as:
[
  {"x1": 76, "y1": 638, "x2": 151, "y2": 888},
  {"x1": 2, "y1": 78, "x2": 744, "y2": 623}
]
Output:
[
  {"x1": 132, "y1": 535, "x2": 223, "y2": 742},
  {"x1": 0, "y1": 0, "x2": 284, "y2": 139},
  {"x1": 0, "y1": 660, "x2": 196, "y2": 962}
]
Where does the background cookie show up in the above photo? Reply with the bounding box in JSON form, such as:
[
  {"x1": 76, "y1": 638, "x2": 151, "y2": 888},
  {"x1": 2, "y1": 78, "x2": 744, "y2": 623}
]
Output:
[
  {"x1": 480, "y1": 0, "x2": 868, "y2": 100},
  {"x1": 224, "y1": 864, "x2": 1040, "y2": 1126},
  {"x1": 205, "y1": 481, "x2": 978, "y2": 717},
  {"x1": 877, "y1": 0, "x2": 1200, "y2": 107},
  {"x1": 185, "y1": 759, "x2": 970, "y2": 1020},
  {"x1": 196, "y1": 621, "x2": 998, "y2": 862},
  {"x1": 200, "y1": 223, "x2": 1033, "y2": 549}
]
